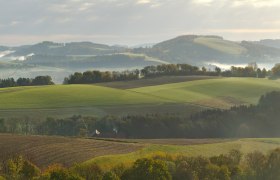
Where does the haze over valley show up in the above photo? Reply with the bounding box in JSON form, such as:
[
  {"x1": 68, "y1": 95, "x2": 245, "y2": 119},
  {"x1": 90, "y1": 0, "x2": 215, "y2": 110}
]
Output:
[{"x1": 0, "y1": 35, "x2": 280, "y2": 83}]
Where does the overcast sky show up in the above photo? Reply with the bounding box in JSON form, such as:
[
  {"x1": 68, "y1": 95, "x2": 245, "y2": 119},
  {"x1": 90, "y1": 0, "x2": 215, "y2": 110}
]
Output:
[{"x1": 1, "y1": 0, "x2": 280, "y2": 46}]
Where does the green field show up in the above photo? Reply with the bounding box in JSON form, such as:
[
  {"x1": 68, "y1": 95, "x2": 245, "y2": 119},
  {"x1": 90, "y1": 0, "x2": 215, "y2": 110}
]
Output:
[
  {"x1": 132, "y1": 78, "x2": 280, "y2": 108},
  {"x1": 84, "y1": 138, "x2": 280, "y2": 169},
  {"x1": 0, "y1": 77, "x2": 279, "y2": 119},
  {"x1": 194, "y1": 37, "x2": 247, "y2": 55}
]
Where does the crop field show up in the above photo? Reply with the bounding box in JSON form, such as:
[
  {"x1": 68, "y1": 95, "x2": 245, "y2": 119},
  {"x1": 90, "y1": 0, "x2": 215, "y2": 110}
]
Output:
[
  {"x1": 0, "y1": 77, "x2": 279, "y2": 119},
  {"x1": 0, "y1": 134, "x2": 280, "y2": 168},
  {"x1": 0, "y1": 134, "x2": 142, "y2": 169},
  {"x1": 1, "y1": 134, "x2": 279, "y2": 170}
]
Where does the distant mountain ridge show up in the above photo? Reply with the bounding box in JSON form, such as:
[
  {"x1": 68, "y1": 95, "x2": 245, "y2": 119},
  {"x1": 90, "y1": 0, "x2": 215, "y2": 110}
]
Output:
[
  {"x1": 250, "y1": 39, "x2": 280, "y2": 49},
  {"x1": 1, "y1": 35, "x2": 280, "y2": 66},
  {"x1": 0, "y1": 35, "x2": 280, "y2": 83},
  {"x1": 132, "y1": 35, "x2": 280, "y2": 65}
]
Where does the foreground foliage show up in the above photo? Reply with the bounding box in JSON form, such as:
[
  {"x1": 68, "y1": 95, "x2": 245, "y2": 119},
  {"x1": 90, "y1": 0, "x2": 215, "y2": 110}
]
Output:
[{"x1": 1, "y1": 148, "x2": 280, "y2": 180}]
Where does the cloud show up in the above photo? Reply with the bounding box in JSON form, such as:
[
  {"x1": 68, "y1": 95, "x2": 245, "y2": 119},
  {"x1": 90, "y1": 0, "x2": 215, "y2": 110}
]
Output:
[
  {"x1": 137, "y1": 0, "x2": 151, "y2": 4},
  {"x1": 0, "y1": 0, "x2": 280, "y2": 45},
  {"x1": 232, "y1": 0, "x2": 280, "y2": 7}
]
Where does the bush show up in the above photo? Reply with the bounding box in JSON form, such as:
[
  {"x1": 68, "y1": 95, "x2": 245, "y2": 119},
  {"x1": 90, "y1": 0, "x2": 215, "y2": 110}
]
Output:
[
  {"x1": 102, "y1": 171, "x2": 120, "y2": 180},
  {"x1": 72, "y1": 163, "x2": 103, "y2": 180},
  {"x1": 20, "y1": 160, "x2": 40, "y2": 179},
  {"x1": 126, "y1": 158, "x2": 171, "y2": 180},
  {"x1": 42, "y1": 164, "x2": 83, "y2": 180}
]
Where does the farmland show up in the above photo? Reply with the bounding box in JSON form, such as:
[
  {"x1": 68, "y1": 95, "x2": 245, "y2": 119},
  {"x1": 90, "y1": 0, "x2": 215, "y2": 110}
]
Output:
[
  {"x1": 84, "y1": 138, "x2": 280, "y2": 169},
  {"x1": 0, "y1": 77, "x2": 279, "y2": 119},
  {"x1": 1, "y1": 134, "x2": 280, "y2": 170},
  {"x1": 0, "y1": 134, "x2": 142, "y2": 169},
  {"x1": 0, "y1": 77, "x2": 279, "y2": 109}
]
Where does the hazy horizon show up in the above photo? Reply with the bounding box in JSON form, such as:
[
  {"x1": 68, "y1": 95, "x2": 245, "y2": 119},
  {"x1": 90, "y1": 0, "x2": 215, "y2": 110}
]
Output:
[{"x1": 1, "y1": 0, "x2": 280, "y2": 46}]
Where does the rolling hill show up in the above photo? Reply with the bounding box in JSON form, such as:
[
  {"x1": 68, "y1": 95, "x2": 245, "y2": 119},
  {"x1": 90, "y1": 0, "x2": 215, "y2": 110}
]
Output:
[
  {"x1": 0, "y1": 77, "x2": 279, "y2": 118},
  {"x1": 133, "y1": 35, "x2": 280, "y2": 65},
  {"x1": 1, "y1": 35, "x2": 280, "y2": 70},
  {"x1": 252, "y1": 39, "x2": 280, "y2": 49}
]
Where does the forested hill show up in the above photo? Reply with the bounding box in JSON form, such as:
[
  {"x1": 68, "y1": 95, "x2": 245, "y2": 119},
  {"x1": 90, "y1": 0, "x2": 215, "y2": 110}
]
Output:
[
  {"x1": 1, "y1": 35, "x2": 280, "y2": 83},
  {"x1": 2, "y1": 35, "x2": 280, "y2": 68},
  {"x1": 132, "y1": 35, "x2": 280, "y2": 65}
]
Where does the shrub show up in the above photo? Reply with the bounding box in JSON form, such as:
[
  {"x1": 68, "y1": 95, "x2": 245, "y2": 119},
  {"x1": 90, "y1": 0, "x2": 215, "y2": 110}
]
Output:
[
  {"x1": 72, "y1": 163, "x2": 103, "y2": 180},
  {"x1": 102, "y1": 171, "x2": 120, "y2": 180},
  {"x1": 126, "y1": 158, "x2": 171, "y2": 180},
  {"x1": 20, "y1": 160, "x2": 40, "y2": 179}
]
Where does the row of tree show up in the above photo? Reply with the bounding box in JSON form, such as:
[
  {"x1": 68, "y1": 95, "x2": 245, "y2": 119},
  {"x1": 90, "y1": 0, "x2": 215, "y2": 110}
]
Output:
[
  {"x1": 1, "y1": 63, "x2": 280, "y2": 87},
  {"x1": 63, "y1": 70, "x2": 140, "y2": 84},
  {"x1": 1, "y1": 91, "x2": 280, "y2": 138},
  {"x1": 1, "y1": 148, "x2": 280, "y2": 179},
  {"x1": 0, "y1": 76, "x2": 54, "y2": 88},
  {"x1": 64, "y1": 63, "x2": 269, "y2": 84}
]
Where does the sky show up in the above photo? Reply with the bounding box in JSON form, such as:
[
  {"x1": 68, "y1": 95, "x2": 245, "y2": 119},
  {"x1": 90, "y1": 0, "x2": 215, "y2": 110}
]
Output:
[{"x1": 1, "y1": 0, "x2": 280, "y2": 46}]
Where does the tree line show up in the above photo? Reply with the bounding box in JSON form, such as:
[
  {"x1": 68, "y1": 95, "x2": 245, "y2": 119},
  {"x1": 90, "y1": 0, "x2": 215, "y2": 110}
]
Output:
[
  {"x1": 1, "y1": 148, "x2": 280, "y2": 179},
  {"x1": 0, "y1": 76, "x2": 54, "y2": 88},
  {"x1": 1, "y1": 91, "x2": 280, "y2": 139},
  {"x1": 63, "y1": 63, "x2": 269, "y2": 84},
  {"x1": 2, "y1": 63, "x2": 280, "y2": 87}
]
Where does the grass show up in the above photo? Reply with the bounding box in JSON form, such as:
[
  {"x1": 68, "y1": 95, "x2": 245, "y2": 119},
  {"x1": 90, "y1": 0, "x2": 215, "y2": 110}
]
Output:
[
  {"x1": 97, "y1": 76, "x2": 218, "y2": 89},
  {"x1": 132, "y1": 78, "x2": 280, "y2": 108},
  {"x1": 194, "y1": 37, "x2": 247, "y2": 55},
  {"x1": 84, "y1": 138, "x2": 280, "y2": 169},
  {"x1": 0, "y1": 85, "x2": 165, "y2": 109},
  {"x1": 0, "y1": 77, "x2": 279, "y2": 113}
]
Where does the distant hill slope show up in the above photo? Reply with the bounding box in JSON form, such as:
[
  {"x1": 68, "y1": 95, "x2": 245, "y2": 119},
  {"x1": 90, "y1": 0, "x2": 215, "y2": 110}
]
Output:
[
  {"x1": 9, "y1": 41, "x2": 126, "y2": 57},
  {"x1": 1, "y1": 35, "x2": 280, "y2": 82},
  {"x1": 133, "y1": 35, "x2": 280, "y2": 64},
  {"x1": 252, "y1": 39, "x2": 280, "y2": 49},
  {"x1": 22, "y1": 53, "x2": 166, "y2": 69}
]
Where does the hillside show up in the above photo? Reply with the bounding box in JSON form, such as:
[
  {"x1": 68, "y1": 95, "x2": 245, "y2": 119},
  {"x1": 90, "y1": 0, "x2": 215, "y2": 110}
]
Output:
[
  {"x1": 131, "y1": 78, "x2": 280, "y2": 108},
  {"x1": 8, "y1": 41, "x2": 126, "y2": 57},
  {"x1": 133, "y1": 35, "x2": 280, "y2": 65},
  {"x1": 252, "y1": 39, "x2": 280, "y2": 49},
  {"x1": 0, "y1": 78, "x2": 279, "y2": 110},
  {"x1": 1, "y1": 35, "x2": 280, "y2": 83},
  {"x1": 0, "y1": 78, "x2": 277, "y2": 109},
  {"x1": 0, "y1": 78, "x2": 279, "y2": 121},
  {"x1": 22, "y1": 53, "x2": 166, "y2": 69}
]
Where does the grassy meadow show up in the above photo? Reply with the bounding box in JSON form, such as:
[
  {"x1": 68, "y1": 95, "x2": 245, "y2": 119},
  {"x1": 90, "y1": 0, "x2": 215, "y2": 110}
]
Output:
[
  {"x1": 0, "y1": 77, "x2": 279, "y2": 119},
  {"x1": 0, "y1": 77, "x2": 279, "y2": 109}
]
